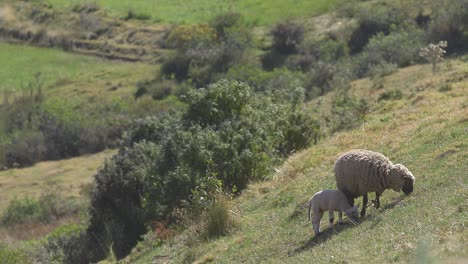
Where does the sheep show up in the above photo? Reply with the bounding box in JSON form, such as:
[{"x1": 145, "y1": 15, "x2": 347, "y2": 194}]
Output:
[
  {"x1": 334, "y1": 149, "x2": 415, "y2": 217},
  {"x1": 307, "y1": 189, "x2": 359, "y2": 235}
]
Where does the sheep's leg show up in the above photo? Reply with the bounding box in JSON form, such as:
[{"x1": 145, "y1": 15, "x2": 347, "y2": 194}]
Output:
[
  {"x1": 342, "y1": 189, "x2": 355, "y2": 206},
  {"x1": 328, "y1": 210, "x2": 334, "y2": 226},
  {"x1": 313, "y1": 212, "x2": 323, "y2": 235},
  {"x1": 361, "y1": 193, "x2": 368, "y2": 217},
  {"x1": 374, "y1": 192, "x2": 381, "y2": 209}
]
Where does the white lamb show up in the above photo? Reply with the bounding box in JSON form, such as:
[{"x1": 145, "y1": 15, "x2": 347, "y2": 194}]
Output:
[{"x1": 307, "y1": 189, "x2": 359, "y2": 235}]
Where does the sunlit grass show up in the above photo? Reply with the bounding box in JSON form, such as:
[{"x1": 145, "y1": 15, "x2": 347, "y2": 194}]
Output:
[
  {"x1": 46, "y1": 0, "x2": 342, "y2": 26},
  {"x1": 125, "y1": 60, "x2": 468, "y2": 263}
]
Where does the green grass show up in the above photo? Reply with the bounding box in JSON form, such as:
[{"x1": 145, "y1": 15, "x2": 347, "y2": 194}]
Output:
[
  {"x1": 0, "y1": 149, "x2": 116, "y2": 212},
  {"x1": 45, "y1": 0, "x2": 342, "y2": 26},
  {"x1": 0, "y1": 43, "x2": 154, "y2": 95},
  {"x1": 124, "y1": 60, "x2": 468, "y2": 263}
]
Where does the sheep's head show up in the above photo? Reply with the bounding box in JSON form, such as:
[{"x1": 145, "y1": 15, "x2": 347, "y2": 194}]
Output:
[{"x1": 392, "y1": 164, "x2": 415, "y2": 195}]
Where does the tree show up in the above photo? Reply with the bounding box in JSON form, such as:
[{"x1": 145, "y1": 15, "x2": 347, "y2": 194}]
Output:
[{"x1": 419, "y1": 41, "x2": 448, "y2": 74}]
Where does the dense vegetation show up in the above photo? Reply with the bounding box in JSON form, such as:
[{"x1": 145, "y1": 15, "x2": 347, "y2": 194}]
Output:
[{"x1": 0, "y1": 0, "x2": 467, "y2": 262}]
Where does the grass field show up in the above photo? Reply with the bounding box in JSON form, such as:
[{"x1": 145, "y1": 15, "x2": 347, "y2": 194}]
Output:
[
  {"x1": 0, "y1": 43, "x2": 155, "y2": 96},
  {"x1": 45, "y1": 0, "x2": 342, "y2": 26},
  {"x1": 0, "y1": 149, "x2": 116, "y2": 212},
  {"x1": 125, "y1": 60, "x2": 468, "y2": 263}
]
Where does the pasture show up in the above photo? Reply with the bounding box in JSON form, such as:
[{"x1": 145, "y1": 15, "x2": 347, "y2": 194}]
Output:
[{"x1": 46, "y1": 0, "x2": 342, "y2": 25}]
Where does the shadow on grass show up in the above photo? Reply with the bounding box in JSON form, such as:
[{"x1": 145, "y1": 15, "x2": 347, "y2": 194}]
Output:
[
  {"x1": 290, "y1": 195, "x2": 409, "y2": 256},
  {"x1": 288, "y1": 221, "x2": 358, "y2": 256}
]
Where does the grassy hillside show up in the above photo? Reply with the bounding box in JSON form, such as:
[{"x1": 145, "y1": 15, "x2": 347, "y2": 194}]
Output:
[
  {"x1": 125, "y1": 60, "x2": 468, "y2": 263},
  {"x1": 0, "y1": 149, "x2": 115, "y2": 212},
  {"x1": 0, "y1": 43, "x2": 154, "y2": 95},
  {"x1": 45, "y1": 0, "x2": 342, "y2": 25}
]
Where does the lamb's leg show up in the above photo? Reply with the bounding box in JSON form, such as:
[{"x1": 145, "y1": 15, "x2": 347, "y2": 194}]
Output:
[
  {"x1": 313, "y1": 212, "x2": 323, "y2": 235},
  {"x1": 361, "y1": 193, "x2": 368, "y2": 217},
  {"x1": 338, "y1": 211, "x2": 343, "y2": 224},
  {"x1": 328, "y1": 210, "x2": 334, "y2": 226}
]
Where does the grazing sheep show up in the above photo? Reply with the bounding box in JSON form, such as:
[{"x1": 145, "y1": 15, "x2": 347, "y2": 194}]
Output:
[
  {"x1": 334, "y1": 149, "x2": 415, "y2": 217},
  {"x1": 307, "y1": 189, "x2": 359, "y2": 235}
]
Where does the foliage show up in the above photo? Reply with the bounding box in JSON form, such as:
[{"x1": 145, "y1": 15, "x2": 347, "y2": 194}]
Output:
[
  {"x1": 26, "y1": 224, "x2": 89, "y2": 264},
  {"x1": 86, "y1": 80, "x2": 320, "y2": 261},
  {"x1": 161, "y1": 14, "x2": 252, "y2": 87},
  {"x1": 428, "y1": 0, "x2": 468, "y2": 53},
  {"x1": 199, "y1": 195, "x2": 236, "y2": 241},
  {"x1": 166, "y1": 24, "x2": 217, "y2": 50},
  {"x1": 1, "y1": 197, "x2": 42, "y2": 225},
  {"x1": 378, "y1": 89, "x2": 403, "y2": 101},
  {"x1": 0, "y1": 243, "x2": 30, "y2": 264},
  {"x1": 1, "y1": 189, "x2": 83, "y2": 226},
  {"x1": 356, "y1": 24, "x2": 426, "y2": 77},
  {"x1": 271, "y1": 21, "x2": 305, "y2": 54},
  {"x1": 419, "y1": 41, "x2": 448, "y2": 74},
  {"x1": 345, "y1": 2, "x2": 412, "y2": 53},
  {"x1": 328, "y1": 83, "x2": 368, "y2": 133}
]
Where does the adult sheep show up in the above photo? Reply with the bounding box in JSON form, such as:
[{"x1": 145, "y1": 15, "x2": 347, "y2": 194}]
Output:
[{"x1": 334, "y1": 149, "x2": 415, "y2": 217}]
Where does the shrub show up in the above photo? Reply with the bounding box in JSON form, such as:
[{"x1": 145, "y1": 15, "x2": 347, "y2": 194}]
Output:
[
  {"x1": 419, "y1": 41, "x2": 448, "y2": 74},
  {"x1": 210, "y1": 12, "x2": 243, "y2": 39},
  {"x1": 428, "y1": 0, "x2": 468, "y2": 53},
  {"x1": 4, "y1": 131, "x2": 47, "y2": 167},
  {"x1": 356, "y1": 24, "x2": 426, "y2": 77},
  {"x1": 305, "y1": 61, "x2": 337, "y2": 97},
  {"x1": 1, "y1": 197, "x2": 42, "y2": 225},
  {"x1": 346, "y1": 2, "x2": 411, "y2": 53},
  {"x1": 378, "y1": 89, "x2": 403, "y2": 101},
  {"x1": 184, "y1": 80, "x2": 252, "y2": 126},
  {"x1": 277, "y1": 105, "x2": 321, "y2": 155},
  {"x1": 160, "y1": 52, "x2": 191, "y2": 81},
  {"x1": 87, "y1": 80, "x2": 320, "y2": 261},
  {"x1": 368, "y1": 61, "x2": 398, "y2": 80},
  {"x1": 438, "y1": 83, "x2": 452, "y2": 92},
  {"x1": 125, "y1": 9, "x2": 151, "y2": 21},
  {"x1": 166, "y1": 24, "x2": 217, "y2": 50},
  {"x1": 0, "y1": 243, "x2": 30, "y2": 264},
  {"x1": 27, "y1": 224, "x2": 90, "y2": 264},
  {"x1": 87, "y1": 141, "x2": 158, "y2": 261},
  {"x1": 271, "y1": 21, "x2": 304, "y2": 54},
  {"x1": 200, "y1": 196, "x2": 235, "y2": 241},
  {"x1": 328, "y1": 84, "x2": 368, "y2": 133},
  {"x1": 1, "y1": 189, "x2": 84, "y2": 226},
  {"x1": 225, "y1": 64, "x2": 306, "y2": 93},
  {"x1": 162, "y1": 18, "x2": 251, "y2": 87}
]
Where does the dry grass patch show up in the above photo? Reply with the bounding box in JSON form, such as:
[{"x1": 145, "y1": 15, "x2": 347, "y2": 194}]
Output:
[{"x1": 0, "y1": 149, "x2": 115, "y2": 212}]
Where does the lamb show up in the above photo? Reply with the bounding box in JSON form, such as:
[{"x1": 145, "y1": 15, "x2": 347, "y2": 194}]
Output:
[
  {"x1": 334, "y1": 149, "x2": 415, "y2": 217},
  {"x1": 307, "y1": 189, "x2": 359, "y2": 235}
]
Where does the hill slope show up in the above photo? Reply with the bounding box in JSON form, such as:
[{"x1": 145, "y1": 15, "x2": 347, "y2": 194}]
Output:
[{"x1": 126, "y1": 60, "x2": 468, "y2": 263}]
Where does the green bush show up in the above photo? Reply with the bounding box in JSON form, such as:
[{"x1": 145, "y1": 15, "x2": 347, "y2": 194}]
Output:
[
  {"x1": 428, "y1": 0, "x2": 468, "y2": 53},
  {"x1": 271, "y1": 21, "x2": 304, "y2": 54},
  {"x1": 184, "y1": 81, "x2": 252, "y2": 126},
  {"x1": 0, "y1": 243, "x2": 30, "y2": 264},
  {"x1": 345, "y1": 2, "x2": 411, "y2": 53},
  {"x1": 329, "y1": 85, "x2": 369, "y2": 133},
  {"x1": 200, "y1": 196, "x2": 235, "y2": 241},
  {"x1": 125, "y1": 9, "x2": 151, "y2": 21},
  {"x1": 356, "y1": 24, "x2": 425, "y2": 77},
  {"x1": 1, "y1": 190, "x2": 84, "y2": 226},
  {"x1": 378, "y1": 89, "x2": 403, "y2": 101},
  {"x1": 87, "y1": 80, "x2": 320, "y2": 261},
  {"x1": 161, "y1": 16, "x2": 252, "y2": 87},
  {"x1": 1, "y1": 197, "x2": 42, "y2": 225}
]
